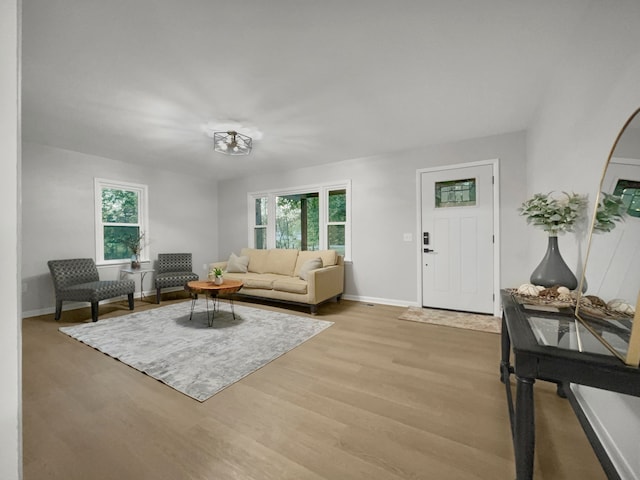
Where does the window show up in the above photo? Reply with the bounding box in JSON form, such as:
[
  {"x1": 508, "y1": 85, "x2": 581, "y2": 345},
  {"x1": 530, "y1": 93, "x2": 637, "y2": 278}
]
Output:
[
  {"x1": 253, "y1": 197, "x2": 268, "y2": 249},
  {"x1": 95, "y1": 178, "x2": 149, "y2": 265},
  {"x1": 613, "y1": 179, "x2": 640, "y2": 218},
  {"x1": 276, "y1": 192, "x2": 319, "y2": 250},
  {"x1": 248, "y1": 181, "x2": 351, "y2": 260},
  {"x1": 327, "y1": 188, "x2": 347, "y2": 257},
  {"x1": 435, "y1": 178, "x2": 476, "y2": 208}
]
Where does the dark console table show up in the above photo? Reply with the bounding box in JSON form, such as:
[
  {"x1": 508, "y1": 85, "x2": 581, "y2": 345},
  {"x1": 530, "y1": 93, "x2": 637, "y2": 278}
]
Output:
[{"x1": 500, "y1": 290, "x2": 640, "y2": 479}]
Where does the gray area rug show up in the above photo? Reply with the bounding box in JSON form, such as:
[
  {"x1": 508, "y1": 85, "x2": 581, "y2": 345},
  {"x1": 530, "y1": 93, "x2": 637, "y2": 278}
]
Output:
[
  {"x1": 398, "y1": 306, "x2": 501, "y2": 334},
  {"x1": 59, "y1": 302, "x2": 333, "y2": 401}
]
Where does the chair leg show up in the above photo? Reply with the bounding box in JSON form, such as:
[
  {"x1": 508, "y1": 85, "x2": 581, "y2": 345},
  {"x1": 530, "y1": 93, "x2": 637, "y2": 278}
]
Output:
[
  {"x1": 128, "y1": 293, "x2": 134, "y2": 310},
  {"x1": 91, "y1": 302, "x2": 99, "y2": 322},
  {"x1": 156, "y1": 287, "x2": 161, "y2": 304},
  {"x1": 54, "y1": 300, "x2": 62, "y2": 321}
]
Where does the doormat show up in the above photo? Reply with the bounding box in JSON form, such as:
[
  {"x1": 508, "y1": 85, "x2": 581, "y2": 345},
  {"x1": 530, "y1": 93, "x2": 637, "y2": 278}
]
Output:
[{"x1": 399, "y1": 306, "x2": 501, "y2": 334}]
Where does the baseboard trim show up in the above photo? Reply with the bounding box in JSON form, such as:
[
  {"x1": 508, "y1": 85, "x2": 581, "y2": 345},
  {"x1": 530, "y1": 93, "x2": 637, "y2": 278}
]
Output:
[
  {"x1": 24, "y1": 291, "x2": 418, "y2": 319},
  {"x1": 341, "y1": 294, "x2": 419, "y2": 308},
  {"x1": 21, "y1": 288, "x2": 166, "y2": 319}
]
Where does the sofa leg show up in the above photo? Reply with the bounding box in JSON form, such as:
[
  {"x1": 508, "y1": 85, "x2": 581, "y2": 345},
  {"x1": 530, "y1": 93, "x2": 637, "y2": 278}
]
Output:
[
  {"x1": 91, "y1": 302, "x2": 99, "y2": 322},
  {"x1": 310, "y1": 304, "x2": 318, "y2": 315},
  {"x1": 336, "y1": 294, "x2": 342, "y2": 303},
  {"x1": 128, "y1": 293, "x2": 134, "y2": 310},
  {"x1": 54, "y1": 300, "x2": 62, "y2": 321},
  {"x1": 156, "y1": 287, "x2": 161, "y2": 304}
]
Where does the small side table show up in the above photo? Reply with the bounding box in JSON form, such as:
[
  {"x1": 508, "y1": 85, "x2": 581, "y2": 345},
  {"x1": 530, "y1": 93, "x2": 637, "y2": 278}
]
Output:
[
  {"x1": 120, "y1": 267, "x2": 155, "y2": 302},
  {"x1": 185, "y1": 280, "x2": 244, "y2": 327}
]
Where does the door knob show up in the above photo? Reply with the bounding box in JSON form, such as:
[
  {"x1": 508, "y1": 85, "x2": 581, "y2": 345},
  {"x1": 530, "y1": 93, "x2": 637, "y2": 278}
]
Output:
[{"x1": 424, "y1": 248, "x2": 435, "y2": 253}]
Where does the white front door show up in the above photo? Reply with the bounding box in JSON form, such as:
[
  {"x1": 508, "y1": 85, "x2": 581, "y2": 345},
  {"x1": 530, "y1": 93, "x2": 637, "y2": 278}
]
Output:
[{"x1": 421, "y1": 164, "x2": 494, "y2": 313}]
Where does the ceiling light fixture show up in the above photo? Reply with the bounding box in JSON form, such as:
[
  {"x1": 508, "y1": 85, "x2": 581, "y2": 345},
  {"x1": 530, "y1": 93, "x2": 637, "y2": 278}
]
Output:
[{"x1": 213, "y1": 130, "x2": 252, "y2": 155}]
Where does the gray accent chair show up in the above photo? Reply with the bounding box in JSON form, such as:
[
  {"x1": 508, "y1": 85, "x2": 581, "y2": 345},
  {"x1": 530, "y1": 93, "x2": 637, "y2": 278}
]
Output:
[
  {"x1": 47, "y1": 258, "x2": 135, "y2": 322},
  {"x1": 154, "y1": 253, "x2": 199, "y2": 304}
]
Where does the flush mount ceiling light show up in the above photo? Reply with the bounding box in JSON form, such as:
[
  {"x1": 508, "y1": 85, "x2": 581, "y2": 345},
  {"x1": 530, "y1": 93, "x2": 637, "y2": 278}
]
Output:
[{"x1": 213, "y1": 130, "x2": 252, "y2": 155}]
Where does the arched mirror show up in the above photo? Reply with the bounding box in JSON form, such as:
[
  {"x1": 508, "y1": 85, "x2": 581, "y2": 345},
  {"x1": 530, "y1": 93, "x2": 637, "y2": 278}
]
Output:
[{"x1": 576, "y1": 107, "x2": 640, "y2": 366}]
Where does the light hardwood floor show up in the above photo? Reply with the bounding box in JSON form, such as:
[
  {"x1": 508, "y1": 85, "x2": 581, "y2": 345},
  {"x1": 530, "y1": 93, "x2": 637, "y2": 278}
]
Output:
[{"x1": 22, "y1": 296, "x2": 606, "y2": 480}]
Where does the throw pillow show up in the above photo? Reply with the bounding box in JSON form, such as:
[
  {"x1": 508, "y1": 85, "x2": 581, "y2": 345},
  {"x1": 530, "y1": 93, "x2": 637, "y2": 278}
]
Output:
[
  {"x1": 298, "y1": 257, "x2": 323, "y2": 281},
  {"x1": 226, "y1": 253, "x2": 250, "y2": 273}
]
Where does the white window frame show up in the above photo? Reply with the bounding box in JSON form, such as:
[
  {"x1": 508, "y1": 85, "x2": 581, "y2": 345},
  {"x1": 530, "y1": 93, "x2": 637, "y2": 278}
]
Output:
[
  {"x1": 94, "y1": 178, "x2": 149, "y2": 266},
  {"x1": 251, "y1": 196, "x2": 269, "y2": 249},
  {"x1": 325, "y1": 184, "x2": 350, "y2": 258},
  {"x1": 248, "y1": 180, "x2": 351, "y2": 261}
]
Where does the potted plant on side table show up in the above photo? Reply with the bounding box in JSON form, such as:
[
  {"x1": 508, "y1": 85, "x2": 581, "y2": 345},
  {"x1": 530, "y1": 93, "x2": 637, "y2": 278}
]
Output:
[
  {"x1": 209, "y1": 267, "x2": 224, "y2": 285},
  {"x1": 123, "y1": 231, "x2": 145, "y2": 269}
]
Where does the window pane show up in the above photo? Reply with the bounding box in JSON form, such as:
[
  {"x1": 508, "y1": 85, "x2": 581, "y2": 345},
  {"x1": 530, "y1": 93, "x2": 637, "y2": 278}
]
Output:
[
  {"x1": 255, "y1": 197, "x2": 268, "y2": 226},
  {"x1": 254, "y1": 227, "x2": 267, "y2": 249},
  {"x1": 102, "y1": 188, "x2": 139, "y2": 223},
  {"x1": 276, "y1": 193, "x2": 319, "y2": 250},
  {"x1": 328, "y1": 225, "x2": 345, "y2": 257},
  {"x1": 104, "y1": 225, "x2": 139, "y2": 260},
  {"x1": 435, "y1": 178, "x2": 476, "y2": 208},
  {"x1": 613, "y1": 179, "x2": 640, "y2": 218},
  {"x1": 329, "y1": 189, "x2": 346, "y2": 222}
]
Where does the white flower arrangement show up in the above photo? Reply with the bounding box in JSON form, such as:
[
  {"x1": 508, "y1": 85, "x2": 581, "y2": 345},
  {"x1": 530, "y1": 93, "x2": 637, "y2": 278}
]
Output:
[
  {"x1": 209, "y1": 267, "x2": 224, "y2": 278},
  {"x1": 518, "y1": 192, "x2": 587, "y2": 236}
]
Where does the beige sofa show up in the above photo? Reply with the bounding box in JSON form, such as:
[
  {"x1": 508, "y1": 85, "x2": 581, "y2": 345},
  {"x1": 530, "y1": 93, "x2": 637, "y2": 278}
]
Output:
[{"x1": 209, "y1": 248, "x2": 344, "y2": 314}]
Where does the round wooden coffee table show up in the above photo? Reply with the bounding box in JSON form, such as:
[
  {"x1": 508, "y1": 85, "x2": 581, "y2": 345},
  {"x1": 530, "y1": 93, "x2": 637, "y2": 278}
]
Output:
[{"x1": 185, "y1": 279, "x2": 244, "y2": 327}]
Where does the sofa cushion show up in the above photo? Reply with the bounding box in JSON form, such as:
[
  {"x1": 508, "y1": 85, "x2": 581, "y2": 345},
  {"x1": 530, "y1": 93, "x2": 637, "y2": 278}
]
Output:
[
  {"x1": 265, "y1": 249, "x2": 299, "y2": 276},
  {"x1": 240, "y1": 248, "x2": 269, "y2": 274},
  {"x1": 298, "y1": 258, "x2": 323, "y2": 281},
  {"x1": 240, "y1": 273, "x2": 281, "y2": 290},
  {"x1": 294, "y1": 250, "x2": 338, "y2": 276},
  {"x1": 272, "y1": 277, "x2": 308, "y2": 294},
  {"x1": 226, "y1": 253, "x2": 249, "y2": 273}
]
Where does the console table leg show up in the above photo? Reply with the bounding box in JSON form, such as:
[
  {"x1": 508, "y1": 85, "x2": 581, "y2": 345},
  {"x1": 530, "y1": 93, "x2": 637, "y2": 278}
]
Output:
[
  {"x1": 500, "y1": 314, "x2": 513, "y2": 383},
  {"x1": 514, "y1": 376, "x2": 535, "y2": 480}
]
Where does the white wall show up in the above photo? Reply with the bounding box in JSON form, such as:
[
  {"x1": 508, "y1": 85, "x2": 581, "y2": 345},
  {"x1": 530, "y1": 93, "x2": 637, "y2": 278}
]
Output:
[
  {"x1": 527, "y1": 2, "x2": 640, "y2": 477},
  {"x1": 1, "y1": 0, "x2": 21, "y2": 478},
  {"x1": 22, "y1": 142, "x2": 219, "y2": 317},
  {"x1": 526, "y1": 3, "x2": 640, "y2": 278},
  {"x1": 217, "y1": 131, "x2": 529, "y2": 306}
]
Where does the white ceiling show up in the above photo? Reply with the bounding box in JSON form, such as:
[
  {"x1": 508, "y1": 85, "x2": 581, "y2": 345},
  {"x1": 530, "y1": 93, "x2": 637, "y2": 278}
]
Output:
[{"x1": 22, "y1": 0, "x2": 591, "y2": 180}]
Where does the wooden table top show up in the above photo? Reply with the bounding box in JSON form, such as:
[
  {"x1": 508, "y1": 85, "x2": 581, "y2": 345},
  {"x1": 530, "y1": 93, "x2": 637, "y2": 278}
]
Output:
[{"x1": 185, "y1": 279, "x2": 244, "y2": 295}]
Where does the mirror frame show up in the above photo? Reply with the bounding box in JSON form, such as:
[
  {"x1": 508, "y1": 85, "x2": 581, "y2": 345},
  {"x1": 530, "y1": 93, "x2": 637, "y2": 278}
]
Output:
[{"x1": 575, "y1": 107, "x2": 640, "y2": 367}]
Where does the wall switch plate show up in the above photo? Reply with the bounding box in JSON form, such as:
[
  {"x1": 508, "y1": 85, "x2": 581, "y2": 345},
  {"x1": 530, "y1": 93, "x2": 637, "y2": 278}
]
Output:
[
  {"x1": 202, "y1": 263, "x2": 208, "y2": 271},
  {"x1": 403, "y1": 233, "x2": 413, "y2": 242}
]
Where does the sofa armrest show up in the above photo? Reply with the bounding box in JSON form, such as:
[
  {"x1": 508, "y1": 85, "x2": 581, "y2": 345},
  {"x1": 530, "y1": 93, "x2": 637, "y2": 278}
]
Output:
[{"x1": 307, "y1": 264, "x2": 344, "y2": 304}]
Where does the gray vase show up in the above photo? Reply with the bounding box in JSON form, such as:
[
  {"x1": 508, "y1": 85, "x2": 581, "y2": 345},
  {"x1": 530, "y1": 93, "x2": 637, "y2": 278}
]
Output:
[{"x1": 530, "y1": 236, "x2": 578, "y2": 289}]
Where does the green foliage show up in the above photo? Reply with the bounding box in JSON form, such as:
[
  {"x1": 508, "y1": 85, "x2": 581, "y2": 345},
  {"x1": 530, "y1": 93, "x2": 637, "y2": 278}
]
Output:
[
  {"x1": 102, "y1": 189, "x2": 138, "y2": 223},
  {"x1": 210, "y1": 267, "x2": 223, "y2": 277},
  {"x1": 593, "y1": 192, "x2": 626, "y2": 233},
  {"x1": 255, "y1": 197, "x2": 268, "y2": 226},
  {"x1": 518, "y1": 191, "x2": 587, "y2": 236},
  {"x1": 276, "y1": 194, "x2": 319, "y2": 250},
  {"x1": 122, "y1": 230, "x2": 144, "y2": 254},
  {"x1": 265, "y1": 189, "x2": 346, "y2": 253},
  {"x1": 328, "y1": 189, "x2": 346, "y2": 222},
  {"x1": 104, "y1": 226, "x2": 140, "y2": 260},
  {"x1": 102, "y1": 188, "x2": 142, "y2": 260}
]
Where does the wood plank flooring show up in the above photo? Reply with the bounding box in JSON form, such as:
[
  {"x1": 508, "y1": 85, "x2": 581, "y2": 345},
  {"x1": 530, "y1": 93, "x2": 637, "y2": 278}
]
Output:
[{"x1": 22, "y1": 297, "x2": 606, "y2": 479}]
